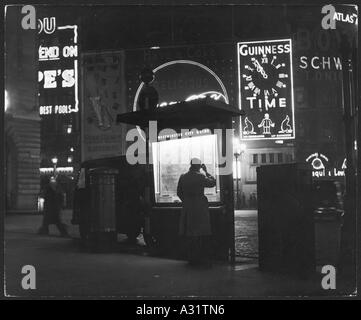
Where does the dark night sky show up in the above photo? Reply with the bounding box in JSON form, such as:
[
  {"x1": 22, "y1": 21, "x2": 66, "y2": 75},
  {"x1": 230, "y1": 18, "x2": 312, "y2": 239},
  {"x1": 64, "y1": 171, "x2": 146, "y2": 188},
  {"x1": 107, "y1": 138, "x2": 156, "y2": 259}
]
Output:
[{"x1": 36, "y1": 5, "x2": 326, "y2": 52}]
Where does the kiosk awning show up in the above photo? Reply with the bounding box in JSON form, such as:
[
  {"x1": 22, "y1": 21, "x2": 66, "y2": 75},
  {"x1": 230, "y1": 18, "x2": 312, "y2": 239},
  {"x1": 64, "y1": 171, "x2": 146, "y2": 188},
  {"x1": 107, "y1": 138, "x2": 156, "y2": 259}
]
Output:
[{"x1": 117, "y1": 98, "x2": 245, "y2": 129}]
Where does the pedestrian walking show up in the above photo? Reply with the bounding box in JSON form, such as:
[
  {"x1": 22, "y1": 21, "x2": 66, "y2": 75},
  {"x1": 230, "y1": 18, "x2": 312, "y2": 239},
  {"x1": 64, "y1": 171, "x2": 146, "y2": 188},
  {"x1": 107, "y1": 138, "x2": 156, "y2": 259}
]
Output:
[
  {"x1": 38, "y1": 176, "x2": 69, "y2": 237},
  {"x1": 72, "y1": 169, "x2": 90, "y2": 246}
]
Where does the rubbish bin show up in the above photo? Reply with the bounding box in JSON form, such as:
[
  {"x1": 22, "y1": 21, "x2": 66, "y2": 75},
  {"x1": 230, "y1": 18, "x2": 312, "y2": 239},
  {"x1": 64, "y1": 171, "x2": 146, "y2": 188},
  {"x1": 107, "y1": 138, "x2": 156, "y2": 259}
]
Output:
[
  {"x1": 257, "y1": 164, "x2": 315, "y2": 277},
  {"x1": 88, "y1": 168, "x2": 118, "y2": 252},
  {"x1": 314, "y1": 208, "x2": 344, "y2": 266}
]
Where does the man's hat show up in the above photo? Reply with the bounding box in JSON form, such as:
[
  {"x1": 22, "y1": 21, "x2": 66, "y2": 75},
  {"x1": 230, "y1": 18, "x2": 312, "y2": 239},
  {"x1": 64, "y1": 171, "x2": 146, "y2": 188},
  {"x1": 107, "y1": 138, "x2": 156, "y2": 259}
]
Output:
[{"x1": 190, "y1": 157, "x2": 201, "y2": 165}]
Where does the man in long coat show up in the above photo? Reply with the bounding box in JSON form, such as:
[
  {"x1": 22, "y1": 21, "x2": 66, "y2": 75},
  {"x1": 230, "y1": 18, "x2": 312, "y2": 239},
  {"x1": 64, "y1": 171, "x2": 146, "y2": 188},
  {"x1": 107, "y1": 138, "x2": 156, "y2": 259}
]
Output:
[
  {"x1": 177, "y1": 158, "x2": 216, "y2": 265},
  {"x1": 38, "y1": 176, "x2": 69, "y2": 237},
  {"x1": 72, "y1": 169, "x2": 90, "y2": 246}
]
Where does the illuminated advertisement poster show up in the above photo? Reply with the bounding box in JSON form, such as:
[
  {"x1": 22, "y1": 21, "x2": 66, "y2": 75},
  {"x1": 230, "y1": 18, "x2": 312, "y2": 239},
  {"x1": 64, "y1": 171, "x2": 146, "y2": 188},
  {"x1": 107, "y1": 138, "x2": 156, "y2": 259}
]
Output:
[
  {"x1": 38, "y1": 17, "x2": 79, "y2": 116},
  {"x1": 237, "y1": 39, "x2": 295, "y2": 140},
  {"x1": 152, "y1": 132, "x2": 220, "y2": 203},
  {"x1": 81, "y1": 52, "x2": 127, "y2": 161}
]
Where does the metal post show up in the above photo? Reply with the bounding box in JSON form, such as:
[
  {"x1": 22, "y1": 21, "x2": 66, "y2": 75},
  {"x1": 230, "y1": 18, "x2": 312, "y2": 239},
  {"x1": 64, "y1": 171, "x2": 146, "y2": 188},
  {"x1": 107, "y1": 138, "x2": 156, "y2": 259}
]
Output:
[
  {"x1": 235, "y1": 153, "x2": 239, "y2": 210},
  {"x1": 52, "y1": 157, "x2": 58, "y2": 177},
  {"x1": 340, "y1": 34, "x2": 357, "y2": 270}
]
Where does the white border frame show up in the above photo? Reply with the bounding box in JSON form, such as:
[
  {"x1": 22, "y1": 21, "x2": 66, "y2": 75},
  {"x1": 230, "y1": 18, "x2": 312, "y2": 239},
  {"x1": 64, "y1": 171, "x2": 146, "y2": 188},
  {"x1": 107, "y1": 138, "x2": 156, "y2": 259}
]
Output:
[
  {"x1": 237, "y1": 38, "x2": 295, "y2": 141},
  {"x1": 57, "y1": 25, "x2": 79, "y2": 114}
]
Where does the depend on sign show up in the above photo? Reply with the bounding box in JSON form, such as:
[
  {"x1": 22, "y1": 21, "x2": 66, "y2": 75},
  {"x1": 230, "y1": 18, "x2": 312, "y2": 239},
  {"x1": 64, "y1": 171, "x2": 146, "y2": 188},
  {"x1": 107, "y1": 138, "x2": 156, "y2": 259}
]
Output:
[
  {"x1": 38, "y1": 17, "x2": 79, "y2": 116},
  {"x1": 38, "y1": 46, "x2": 78, "y2": 90},
  {"x1": 39, "y1": 45, "x2": 78, "y2": 60}
]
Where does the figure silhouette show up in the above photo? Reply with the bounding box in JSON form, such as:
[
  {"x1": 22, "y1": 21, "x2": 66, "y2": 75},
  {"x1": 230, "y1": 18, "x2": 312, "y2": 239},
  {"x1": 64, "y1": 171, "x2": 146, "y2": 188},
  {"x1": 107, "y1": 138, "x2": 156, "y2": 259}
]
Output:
[
  {"x1": 279, "y1": 115, "x2": 292, "y2": 133},
  {"x1": 243, "y1": 117, "x2": 256, "y2": 135},
  {"x1": 258, "y1": 113, "x2": 275, "y2": 135}
]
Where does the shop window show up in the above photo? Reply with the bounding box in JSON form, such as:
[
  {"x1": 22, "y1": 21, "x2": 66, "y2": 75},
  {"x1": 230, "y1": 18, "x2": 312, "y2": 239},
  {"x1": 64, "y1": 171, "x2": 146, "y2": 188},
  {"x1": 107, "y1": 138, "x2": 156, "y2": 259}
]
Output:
[
  {"x1": 252, "y1": 154, "x2": 258, "y2": 164},
  {"x1": 269, "y1": 153, "x2": 274, "y2": 163},
  {"x1": 152, "y1": 134, "x2": 220, "y2": 203},
  {"x1": 261, "y1": 153, "x2": 266, "y2": 163},
  {"x1": 246, "y1": 166, "x2": 257, "y2": 183},
  {"x1": 277, "y1": 153, "x2": 283, "y2": 163}
]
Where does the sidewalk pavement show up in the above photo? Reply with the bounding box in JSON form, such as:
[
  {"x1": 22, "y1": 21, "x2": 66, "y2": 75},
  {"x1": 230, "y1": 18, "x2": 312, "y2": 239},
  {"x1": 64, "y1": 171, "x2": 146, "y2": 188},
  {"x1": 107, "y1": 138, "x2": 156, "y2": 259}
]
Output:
[
  {"x1": 234, "y1": 210, "x2": 258, "y2": 258},
  {"x1": 4, "y1": 211, "x2": 355, "y2": 298}
]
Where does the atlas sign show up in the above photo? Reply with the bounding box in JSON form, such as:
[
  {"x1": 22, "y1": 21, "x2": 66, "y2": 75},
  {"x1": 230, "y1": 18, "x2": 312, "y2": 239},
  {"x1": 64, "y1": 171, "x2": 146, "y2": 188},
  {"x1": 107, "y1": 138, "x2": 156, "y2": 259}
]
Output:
[{"x1": 321, "y1": 4, "x2": 358, "y2": 30}]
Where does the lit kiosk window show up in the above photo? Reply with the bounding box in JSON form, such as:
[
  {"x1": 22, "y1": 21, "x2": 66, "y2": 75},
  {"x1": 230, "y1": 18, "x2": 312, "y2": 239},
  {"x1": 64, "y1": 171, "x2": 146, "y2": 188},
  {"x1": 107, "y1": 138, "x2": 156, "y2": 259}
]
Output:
[
  {"x1": 152, "y1": 132, "x2": 220, "y2": 204},
  {"x1": 117, "y1": 97, "x2": 244, "y2": 262}
]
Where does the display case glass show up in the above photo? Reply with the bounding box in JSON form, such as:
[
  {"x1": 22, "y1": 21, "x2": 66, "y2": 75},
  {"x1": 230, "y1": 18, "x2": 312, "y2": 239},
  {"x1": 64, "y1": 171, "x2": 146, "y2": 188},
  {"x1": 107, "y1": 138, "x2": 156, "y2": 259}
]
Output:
[{"x1": 152, "y1": 134, "x2": 221, "y2": 204}]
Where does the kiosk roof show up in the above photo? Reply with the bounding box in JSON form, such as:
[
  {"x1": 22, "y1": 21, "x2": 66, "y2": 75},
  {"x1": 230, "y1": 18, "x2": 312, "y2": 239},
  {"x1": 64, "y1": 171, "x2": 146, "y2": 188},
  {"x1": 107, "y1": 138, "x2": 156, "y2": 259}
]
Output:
[{"x1": 117, "y1": 98, "x2": 245, "y2": 129}]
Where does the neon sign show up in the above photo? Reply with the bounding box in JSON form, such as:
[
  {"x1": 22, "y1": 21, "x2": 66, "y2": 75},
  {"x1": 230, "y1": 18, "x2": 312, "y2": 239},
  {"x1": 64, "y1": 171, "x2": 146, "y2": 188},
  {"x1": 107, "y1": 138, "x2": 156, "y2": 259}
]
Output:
[
  {"x1": 306, "y1": 153, "x2": 345, "y2": 178},
  {"x1": 299, "y1": 56, "x2": 342, "y2": 71},
  {"x1": 185, "y1": 91, "x2": 226, "y2": 102},
  {"x1": 341, "y1": 158, "x2": 347, "y2": 169},
  {"x1": 306, "y1": 152, "x2": 329, "y2": 170},
  {"x1": 38, "y1": 17, "x2": 56, "y2": 34},
  {"x1": 157, "y1": 91, "x2": 227, "y2": 108},
  {"x1": 133, "y1": 60, "x2": 229, "y2": 111},
  {"x1": 132, "y1": 59, "x2": 229, "y2": 141},
  {"x1": 38, "y1": 17, "x2": 79, "y2": 116},
  {"x1": 40, "y1": 167, "x2": 74, "y2": 174},
  {"x1": 238, "y1": 39, "x2": 295, "y2": 140},
  {"x1": 321, "y1": 4, "x2": 358, "y2": 29}
]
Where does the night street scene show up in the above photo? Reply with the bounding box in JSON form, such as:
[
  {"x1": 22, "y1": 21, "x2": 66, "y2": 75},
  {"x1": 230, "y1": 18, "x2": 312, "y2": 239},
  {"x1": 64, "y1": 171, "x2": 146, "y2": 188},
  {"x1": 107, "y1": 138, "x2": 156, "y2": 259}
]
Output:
[{"x1": 3, "y1": 3, "x2": 359, "y2": 301}]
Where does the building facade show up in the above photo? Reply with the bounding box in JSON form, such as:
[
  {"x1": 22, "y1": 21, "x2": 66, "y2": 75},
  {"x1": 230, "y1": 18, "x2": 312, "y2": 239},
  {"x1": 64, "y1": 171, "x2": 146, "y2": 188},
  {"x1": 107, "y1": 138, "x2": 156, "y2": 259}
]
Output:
[{"x1": 5, "y1": 6, "x2": 40, "y2": 212}]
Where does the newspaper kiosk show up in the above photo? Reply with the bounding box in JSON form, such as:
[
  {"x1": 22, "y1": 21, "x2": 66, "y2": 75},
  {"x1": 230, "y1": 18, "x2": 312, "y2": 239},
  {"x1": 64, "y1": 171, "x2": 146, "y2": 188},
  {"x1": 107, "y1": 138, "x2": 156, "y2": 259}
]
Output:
[{"x1": 117, "y1": 98, "x2": 244, "y2": 261}]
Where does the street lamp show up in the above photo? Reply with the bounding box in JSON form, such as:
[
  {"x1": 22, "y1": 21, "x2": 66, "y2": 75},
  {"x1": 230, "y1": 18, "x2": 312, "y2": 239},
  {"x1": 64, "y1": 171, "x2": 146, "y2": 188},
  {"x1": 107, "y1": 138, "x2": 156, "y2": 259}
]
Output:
[
  {"x1": 5, "y1": 90, "x2": 9, "y2": 112},
  {"x1": 233, "y1": 138, "x2": 246, "y2": 210},
  {"x1": 51, "y1": 157, "x2": 58, "y2": 175}
]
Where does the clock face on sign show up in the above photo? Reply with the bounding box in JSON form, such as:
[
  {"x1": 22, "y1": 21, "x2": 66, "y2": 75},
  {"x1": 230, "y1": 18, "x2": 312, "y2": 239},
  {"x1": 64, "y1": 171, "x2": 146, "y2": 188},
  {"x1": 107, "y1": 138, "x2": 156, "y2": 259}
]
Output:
[
  {"x1": 242, "y1": 55, "x2": 288, "y2": 99},
  {"x1": 237, "y1": 39, "x2": 295, "y2": 141}
]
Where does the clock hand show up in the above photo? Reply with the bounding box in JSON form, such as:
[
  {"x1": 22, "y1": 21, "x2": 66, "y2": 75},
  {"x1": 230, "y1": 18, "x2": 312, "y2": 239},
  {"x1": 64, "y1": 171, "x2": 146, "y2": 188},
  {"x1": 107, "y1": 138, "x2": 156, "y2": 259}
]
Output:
[{"x1": 252, "y1": 59, "x2": 268, "y2": 79}]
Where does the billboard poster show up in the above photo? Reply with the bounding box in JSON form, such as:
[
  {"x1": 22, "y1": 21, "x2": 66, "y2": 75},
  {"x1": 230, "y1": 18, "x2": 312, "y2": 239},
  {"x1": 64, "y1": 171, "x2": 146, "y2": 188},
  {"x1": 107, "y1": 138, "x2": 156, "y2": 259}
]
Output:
[
  {"x1": 237, "y1": 39, "x2": 295, "y2": 140},
  {"x1": 81, "y1": 51, "x2": 128, "y2": 161},
  {"x1": 38, "y1": 17, "x2": 79, "y2": 117}
]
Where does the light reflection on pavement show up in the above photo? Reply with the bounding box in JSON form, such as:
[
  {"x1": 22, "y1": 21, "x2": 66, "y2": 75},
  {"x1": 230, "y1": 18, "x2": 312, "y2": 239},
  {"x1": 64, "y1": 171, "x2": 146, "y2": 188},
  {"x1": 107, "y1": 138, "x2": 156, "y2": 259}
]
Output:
[{"x1": 234, "y1": 210, "x2": 258, "y2": 259}]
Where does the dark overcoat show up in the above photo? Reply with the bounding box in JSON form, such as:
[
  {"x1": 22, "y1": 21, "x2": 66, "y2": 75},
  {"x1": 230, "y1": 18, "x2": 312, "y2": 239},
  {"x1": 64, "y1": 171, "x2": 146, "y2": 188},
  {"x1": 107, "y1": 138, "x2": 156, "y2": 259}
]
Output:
[
  {"x1": 43, "y1": 185, "x2": 63, "y2": 224},
  {"x1": 177, "y1": 170, "x2": 216, "y2": 237}
]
